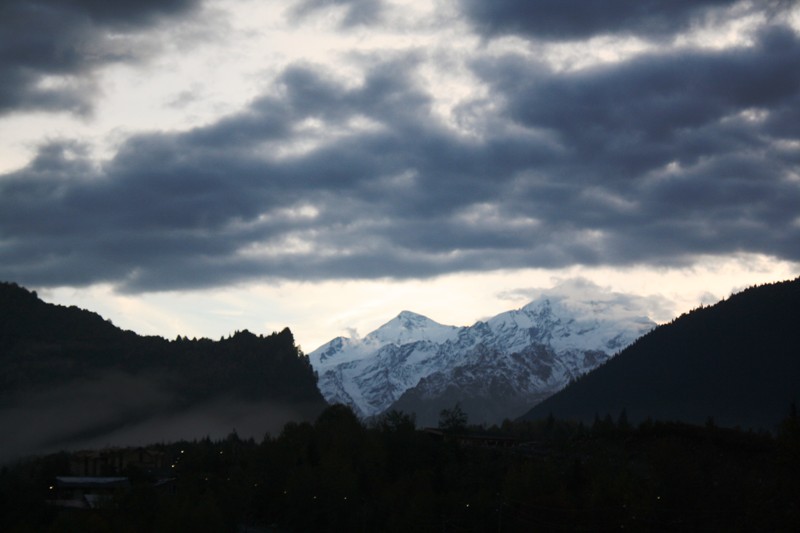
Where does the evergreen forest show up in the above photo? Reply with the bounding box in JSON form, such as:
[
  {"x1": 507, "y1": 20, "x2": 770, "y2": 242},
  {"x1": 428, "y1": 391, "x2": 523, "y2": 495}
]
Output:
[{"x1": 2, "y1": 403, "x2": 799, "y2": 532}]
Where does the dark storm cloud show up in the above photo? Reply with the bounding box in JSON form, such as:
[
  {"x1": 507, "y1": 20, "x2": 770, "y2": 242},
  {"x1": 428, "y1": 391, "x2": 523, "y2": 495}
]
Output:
[
  {"x1": 1, "y1": 17, "x2": 799, "y2": 291},
  {"x1": 470, "y1": 24, "x2": 800, "y2": 264},
  {"x1": 0, "y1": 56, "x2": 553, "y2": 290},
  {"x1": 0, "y1": 0, "x2": 201, "y2": 115},
  {"x1": 289, "y1": 0, "x2": 385, "y2": 27},
  {"x1": 478, "y1": 26, "x2": 800, "y2": 178},
  {"x1": 459, "y1": 0, "x2": 790, "y2": 41}
]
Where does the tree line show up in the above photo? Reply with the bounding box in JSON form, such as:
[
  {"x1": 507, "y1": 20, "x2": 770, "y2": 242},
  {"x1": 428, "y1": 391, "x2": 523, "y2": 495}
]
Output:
[{"x1": 2, "y1": 403, "x2": 799, "y2": 532}]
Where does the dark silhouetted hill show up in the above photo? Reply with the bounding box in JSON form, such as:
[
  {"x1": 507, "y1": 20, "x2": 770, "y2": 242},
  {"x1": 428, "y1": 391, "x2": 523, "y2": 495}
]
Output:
[
  {"x1": 520, "y1": 277, "x2": 800, "y2": 430},
  {"x1": 0, "y1": 282, "x2": 326, "y2": 461}
]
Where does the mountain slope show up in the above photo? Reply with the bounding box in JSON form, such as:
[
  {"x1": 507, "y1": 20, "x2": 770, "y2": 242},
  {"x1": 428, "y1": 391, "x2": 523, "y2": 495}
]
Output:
[
  {"x1": 309, "y1": 288, "x2": 655, "y2": 425},
  {"x1": 0, "y1": 282, "x2": 326, "y2": 462},
  {"x1": 520, "y1": 278, "x2": 800, "y2": 430}
]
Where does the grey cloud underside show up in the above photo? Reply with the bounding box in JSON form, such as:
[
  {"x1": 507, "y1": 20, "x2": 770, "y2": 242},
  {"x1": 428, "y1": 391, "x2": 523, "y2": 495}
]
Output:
[
  {"x1": 1, "y1": 21, "x2": 800, "y2": 291},
  {"x1": 290, "y1": 0, "x2": 384, "y2": 27},
  {"x1": 0, "y1": 0, "x2": 200, "y2": 115},
  {"x1": 459, "y1": 0, "x2": 789, "y2": 41}
]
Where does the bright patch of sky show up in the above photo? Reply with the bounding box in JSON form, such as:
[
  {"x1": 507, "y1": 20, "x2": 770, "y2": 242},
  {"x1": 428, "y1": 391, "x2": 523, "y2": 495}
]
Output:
[{"x1": 38, "y1": 253, "x2": 799, "y2": 351}]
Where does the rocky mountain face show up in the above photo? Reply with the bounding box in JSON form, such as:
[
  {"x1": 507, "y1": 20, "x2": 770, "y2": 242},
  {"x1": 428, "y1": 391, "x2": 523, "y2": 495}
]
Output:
[{"x1": 309, "y1": 295, "x2": 656, "y2": 426}]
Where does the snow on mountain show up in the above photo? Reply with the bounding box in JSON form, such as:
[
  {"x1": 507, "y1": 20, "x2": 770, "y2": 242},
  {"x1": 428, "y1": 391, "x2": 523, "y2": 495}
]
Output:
[
  {"x1": 311, "y1": 311, "x2": 460, "y2": 370},
  {"x1": 308, "y1": 283, "x2": 657, "y2": 423},
  {"x1": 366, "y1": 311, "x2": 461, "y2": 346}
]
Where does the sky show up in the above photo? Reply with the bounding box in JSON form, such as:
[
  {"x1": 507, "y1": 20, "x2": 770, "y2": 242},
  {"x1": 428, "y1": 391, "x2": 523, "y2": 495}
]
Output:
[{"x1": 1, "y1": 0, "x2": 799, "y2": 352}]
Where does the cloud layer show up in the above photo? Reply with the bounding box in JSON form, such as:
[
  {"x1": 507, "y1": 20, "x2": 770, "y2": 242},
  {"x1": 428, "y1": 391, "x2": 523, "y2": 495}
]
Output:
[
  {"x1": 460, "y1": 0, "x2": 756, "y2": 41},
  {"x1": 0, "y1": 0, "x2": 201, "y2": 115},
  {"x1": 0, "y1": 0, "x2": 798, "y2": 293}
]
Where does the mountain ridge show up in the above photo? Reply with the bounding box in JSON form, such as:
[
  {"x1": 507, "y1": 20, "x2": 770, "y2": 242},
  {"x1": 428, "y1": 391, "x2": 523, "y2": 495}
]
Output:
[
  {"x1": 0, "y1": 281, "x2": 327, "y2": 462},
  {"x1": 309, "y1": 287, "x2": 657, "y2": 425},
  {"x1": 520, "y1": 277, "x2": 800, "y2": 430}
]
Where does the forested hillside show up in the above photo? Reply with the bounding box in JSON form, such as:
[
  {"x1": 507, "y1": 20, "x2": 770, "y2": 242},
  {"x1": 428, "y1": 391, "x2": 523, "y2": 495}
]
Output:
[
  {"x1": 0, "y1": 282, "x2": 326, "y2": 461},
  {"x1": 522, "y1": 278, "x2": 800, "y2": 430}
]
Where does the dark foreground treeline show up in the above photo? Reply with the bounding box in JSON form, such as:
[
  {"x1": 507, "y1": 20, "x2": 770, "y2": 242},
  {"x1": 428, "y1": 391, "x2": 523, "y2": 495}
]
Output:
[{"x1": 2, "y1": 404, "x2": 800, "y2": 532}]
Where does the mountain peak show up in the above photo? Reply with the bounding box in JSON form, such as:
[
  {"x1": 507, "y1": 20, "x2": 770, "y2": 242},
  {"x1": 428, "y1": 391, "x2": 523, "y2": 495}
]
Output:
[
  {"x1": 308, "y1": 310, "x2": 461, "y2": 371},
  {"x1": 522, "y1": 296, "x2": 553, "y2": 308},
  {"x1": 367, "y1": 310, "x2": 459, "y2": 345},
  {"x1": 394, "y1": 310, "x2": 434, "y2": 327}
]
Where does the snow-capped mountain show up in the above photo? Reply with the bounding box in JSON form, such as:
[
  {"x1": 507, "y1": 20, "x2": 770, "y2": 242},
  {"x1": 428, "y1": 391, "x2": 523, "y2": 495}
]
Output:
[
  {"x1": 309, "y1": 286, "x2": 656, "y2": 425},
  {"x1": 313, "y1": 311, "x2": 460, "y2": 369}
]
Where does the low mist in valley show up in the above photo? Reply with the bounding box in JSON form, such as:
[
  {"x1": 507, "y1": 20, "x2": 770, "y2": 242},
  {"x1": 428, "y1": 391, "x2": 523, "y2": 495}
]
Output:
[{"x1": 0, "y1": 370, "x2": 313, "y2": 463}]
